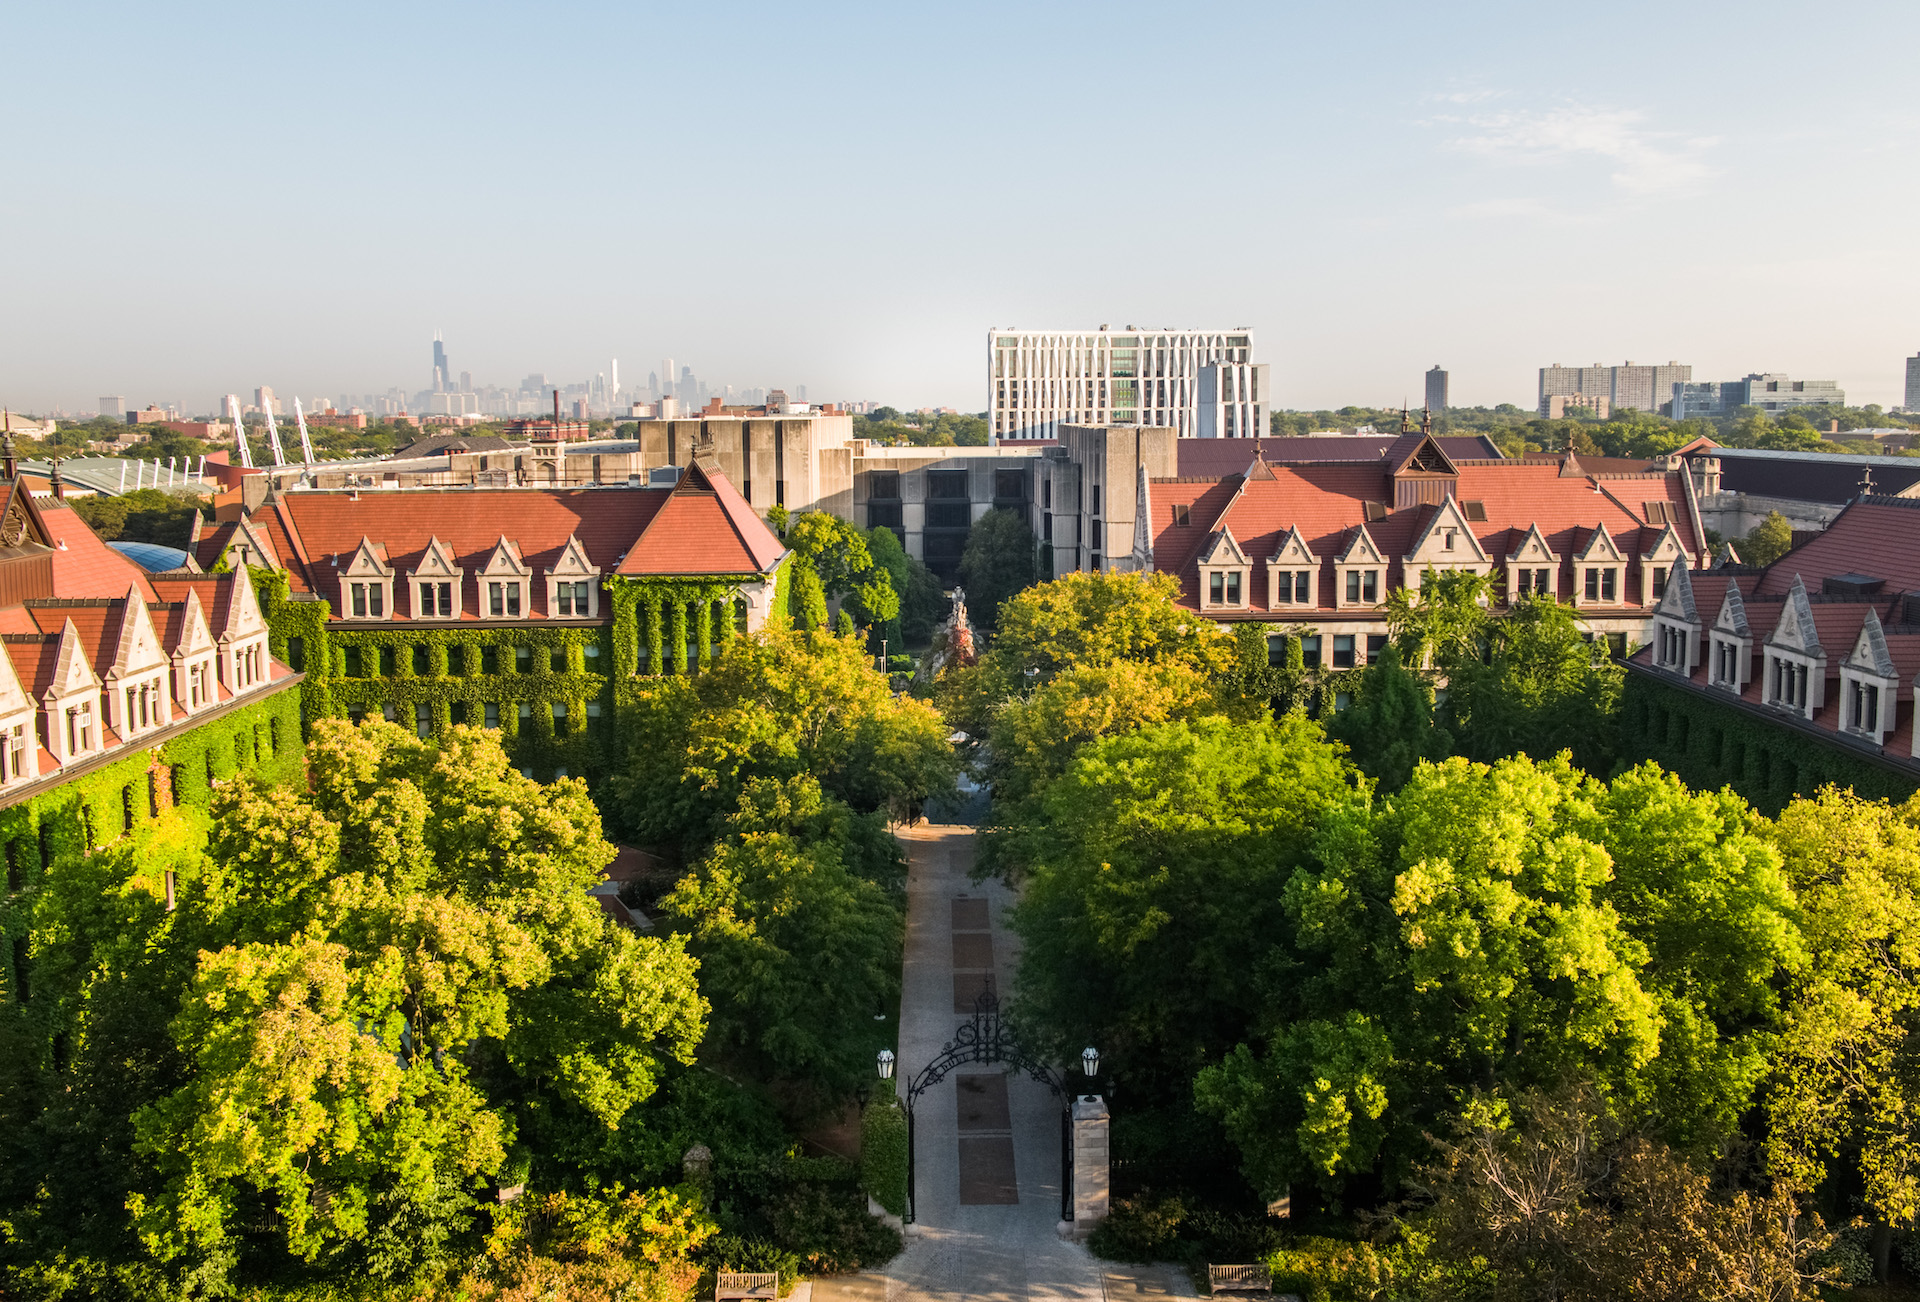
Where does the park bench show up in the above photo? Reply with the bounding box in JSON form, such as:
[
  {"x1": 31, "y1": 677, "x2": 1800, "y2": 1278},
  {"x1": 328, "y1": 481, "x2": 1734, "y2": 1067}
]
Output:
[
  {"x1": 714, "y1": 1272, "x2": 779, "y2": 1301},
  {"x1": 1208, "y1": 1262, "x2": 1274, "y2": 1295}
]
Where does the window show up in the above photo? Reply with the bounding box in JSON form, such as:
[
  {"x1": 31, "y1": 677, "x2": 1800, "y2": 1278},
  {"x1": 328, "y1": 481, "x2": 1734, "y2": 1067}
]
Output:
[
  {"x1": 515, "y1": 645, "x2": 531, "y2": 672},
  {"x1": 488, "y1": 581, "x2": 522, "y2": 618},
  {"x1": 551, "y1": 648, "x2": 567, "y2": 673},
  {"x1": 1225, "y1": 572, "x2": 1242, "y2": 604},
  {"x1": 552, "y1": 702, "x2": 568, "y2": 726},
  {"x1": 1333, "y1": 635, "x2": 1355, "y2": 669},
  {"x1": 481, "y1": 645, "x2": 498, "y2": 674},
  {"x1": 1301, "y1": 636, "x2": 1322, "y2": 668},
  {"x1": 1771, "y1": 656, "x2": 1809, "y2": 710},
  {"x1": 557, "y1": 581, "x2": 590, "y2": 616},
  {"x1": 1210, "y1": 573, "x2": 1224, "y2": 604},
  {"x1": 1366, "y1": 634, "x2": 1387, "y2": 663},
  {"x1": 1267, "y1": 635, "x2": 1288, "y2": 667},
  {"x1": 1345, "y1": 570, "x2": 1379, "y2": 604},
  {"x1": 416, "y1": 703, "x2": 432, "y2": 738},
  {"x1": 1852, "y1": 680, "x2": 1881, "y2": 733},
  {"x1": 3, "y1": 724, "x2": 23, "y2": 784},
  {"x1": 1042, "y1": 479, "x2": 1052, "y2": 509},
  {"x1": 484, "y1": 701, "x2": 499, "y2": 729},
  {"x1": 1172, "y1": 503, "x2": 1191, "y2": 527},
  {"x1": 1652, "y1": 567, "x2": 1668, "y2": 600},
  {"x1": 1091, "y1": 484, "x2": 1102, "y2": 516},
  {"x1": 379, "y1": 646, "x2": 397, "y2": 676},
  {"x1": 518, "y1": 702, "x2": 531, "y2": 720},
  {"x1": 287, "y1": 637, "x2": 305, "y2": 672},
  {"x1": 1443, "y1": 528, "x2": 1456, "y2": 552},
  {"x1": 1585, "y1": 568, "x2": 1618, "y2": 602},
  {"x1": 1334, "y1": 692, "x2": 1353, "y2": 711}
]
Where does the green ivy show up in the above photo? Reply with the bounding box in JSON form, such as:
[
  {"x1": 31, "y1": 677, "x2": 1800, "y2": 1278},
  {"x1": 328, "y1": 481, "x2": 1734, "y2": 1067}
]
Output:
[
  {"x1": 1620, "y1": 671, "x2": 1919, "y2": 815},
  {"x1": 253, "y1": 567, "x2": 785, "y2": 781},
  {"x1": 0, "y1": 688, "x2": 304, "y2": 1012},
  {"x1": 1219, "y1": 621, "x2": 1367, "y2": 717}
]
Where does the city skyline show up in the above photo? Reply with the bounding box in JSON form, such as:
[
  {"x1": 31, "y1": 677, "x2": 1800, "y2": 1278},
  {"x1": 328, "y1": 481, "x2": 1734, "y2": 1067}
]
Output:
[{"x1": 4, "y1": 2, "x2": 1919, "y2": 413}]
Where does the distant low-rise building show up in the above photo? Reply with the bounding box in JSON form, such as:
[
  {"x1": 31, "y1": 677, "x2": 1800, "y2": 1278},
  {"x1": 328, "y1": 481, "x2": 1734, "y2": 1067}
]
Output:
[
  {"x1": 1673, "y1": 374, "x2": 1846, "y2": 419},
  {"x1": 1547, "y1": 393, "x2": 1611, "y2": 420},
  {"x1": 987, "y1": 328, "x2": 1267, "y2": 441},
  {"x1": 1904, "y1": 351, "x2": 1920, "y2": 413}
]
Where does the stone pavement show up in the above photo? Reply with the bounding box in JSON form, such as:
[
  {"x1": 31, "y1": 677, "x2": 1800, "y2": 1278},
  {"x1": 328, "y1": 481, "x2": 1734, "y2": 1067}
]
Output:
[{"x1": 813, "y1": 823, "x2": 1195, "y2": 1302}]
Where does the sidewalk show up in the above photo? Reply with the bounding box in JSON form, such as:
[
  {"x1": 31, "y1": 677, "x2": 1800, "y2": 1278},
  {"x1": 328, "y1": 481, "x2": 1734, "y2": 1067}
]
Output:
[{"x1": 812, "y1": 823, "x2": 1195, "y2": 1302}]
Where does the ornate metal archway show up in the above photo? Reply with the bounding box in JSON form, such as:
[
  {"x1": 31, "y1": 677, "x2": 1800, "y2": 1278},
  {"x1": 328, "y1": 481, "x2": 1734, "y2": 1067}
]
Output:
[{"x1": 902, "y1": 984, "x2": 1072, "y2": 1224}]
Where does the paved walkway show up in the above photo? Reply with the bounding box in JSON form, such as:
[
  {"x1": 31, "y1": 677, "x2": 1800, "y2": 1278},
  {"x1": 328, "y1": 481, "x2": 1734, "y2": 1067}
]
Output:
[{"x1": 815, "y1": 824, "x2": 1193, "y2": 1302}]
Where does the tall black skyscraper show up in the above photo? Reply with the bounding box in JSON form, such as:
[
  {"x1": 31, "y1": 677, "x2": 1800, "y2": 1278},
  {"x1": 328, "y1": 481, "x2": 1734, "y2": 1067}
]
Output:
[
  {"x1": 1425, "y1": 364, "x2": 1448, "y2": 413},
  {"x1": 432, "y1": 334, "x2": 451, "y2": 393}
]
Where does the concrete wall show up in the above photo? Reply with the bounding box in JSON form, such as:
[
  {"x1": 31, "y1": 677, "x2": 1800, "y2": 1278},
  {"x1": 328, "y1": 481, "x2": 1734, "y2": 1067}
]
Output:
[{"x1": 1698, "y1": 491, "x2": 1843, "y2": 540}]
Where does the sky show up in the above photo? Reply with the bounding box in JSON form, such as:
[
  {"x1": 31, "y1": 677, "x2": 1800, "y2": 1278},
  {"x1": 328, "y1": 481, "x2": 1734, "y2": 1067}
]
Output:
[{"x1": 3, "y1": 0, "x2": 1918, "y2": 416}]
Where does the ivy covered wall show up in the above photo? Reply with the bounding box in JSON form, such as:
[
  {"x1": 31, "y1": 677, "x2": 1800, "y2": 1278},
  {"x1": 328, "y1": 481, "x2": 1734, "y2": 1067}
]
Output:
[
  {"x1": 0, "y1": 687, "x2": 304, "y2": 1014},
  {"x1": 1620, "y1": 670, "x2": 1919, "y2": 815},
  {"x1": 257, "y1": 568, "x2": 778, "y2": 782}
]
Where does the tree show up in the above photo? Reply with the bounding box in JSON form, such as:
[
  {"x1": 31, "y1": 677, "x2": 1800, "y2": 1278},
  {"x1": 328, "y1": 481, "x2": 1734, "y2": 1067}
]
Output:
[
  {"x1": 1383, "y1": 569, "x2": 1494, "y2": 670},
  {"x1": 1763, "y1": 789, "x2": 1920, "y2": 1237},
  {"x1": 865, "y1": 524, "x2": 945, "y2": 647},
  {"x1": 1008, "y1": 715, "x2": 1360, "y2": 1101},
  {"x1": 1440, "y1": 594, "x2": 1624, "y2": 775},
  {"x1": 67, "y1": 487, "x2": 208, "y2": 546},
  {"x1": 3, "y1": 722, "x2": 709, "y2": 1291},
  {"x1": 1326, "y1": 643, "x2": 1450, "y2": 791},
  {"x1": 957, "y1": 507, "x2": 1036, "y2": 630},
  {"x1": 1196, "y1": 754, "x2": 1803, "y2": 1203},
  {"x1": 1743, "y1": 511, "x2": 1795, "y2": 567},
  {"x1": 771, "y1": 510, "x2": 898, "y2": 632},
  {"x1": 613, "y1": 629, "x2": 957, "y2": 856},
  {"x1": 1419, "y1": 1087, "x2": 1830, "y2": 1302},
  {"x1": 662, "y1": 777, "x2": 902, "y2": 1108}
]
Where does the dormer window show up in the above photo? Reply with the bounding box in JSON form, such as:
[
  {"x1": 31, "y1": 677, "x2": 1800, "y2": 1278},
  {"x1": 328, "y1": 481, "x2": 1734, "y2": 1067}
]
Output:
[
  {"x1": 1210, "y1": 572, "x2": 1243, "y2": 605},
  {"x1": 488, "y1": 582, "x2": 523, "y2": 617},
  {"x1": 1651, "y1": 567, "x2": 1668, "y2": 600},
  {"x1": 556, "y1": 581, "x2": 591, "y2": 616},
  {"x1": 350, "y1": 582, "x2": 385, "y2": 618},
  {"x1": 1583, "y1": 567, "x2": 1619, "y2": 603},
  {"x1": 1345, "y1": 570, "x2": 1379, "y2": 604},
  {"x1": 66, "y1": 700, "x2": 94, "y2": 758},
  {"x1": 1849, "y1": 680, "x2": 1882, "y2": 734},
  {"x1": 1767, "y1": 654, "x2": 1810, "y2": 712},
  {"x1": 1712, "y1": 638, "x2": 1742, "y2": 688},
  {"x1": 1514, "y1": 568, "x2": 1551, "y2": 598},
  {"x1": 1, "y1": 723, "x2": 26, "y2": 784}
]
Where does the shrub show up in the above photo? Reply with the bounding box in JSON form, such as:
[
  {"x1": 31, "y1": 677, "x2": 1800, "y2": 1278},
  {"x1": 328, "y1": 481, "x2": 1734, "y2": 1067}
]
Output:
[
  {"x1": 1087, "y1": 1191, "x2": 1189, "y2": 1262},
  {"x1": 764, "y1": 1183, "x2": 902, "y2": 1274},
  {"x1": 860, "y1": 1093, "x2": 909, "y2": 1217}
]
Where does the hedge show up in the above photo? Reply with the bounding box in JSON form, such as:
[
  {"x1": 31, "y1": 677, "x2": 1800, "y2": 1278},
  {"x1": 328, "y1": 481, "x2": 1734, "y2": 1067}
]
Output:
[
  {"x1": 860, "y1": 1088, "x2": 909, "y2": 1218},
  {"x1": 1620, "y1": 670, "x2": 1919, "y2": 815}
]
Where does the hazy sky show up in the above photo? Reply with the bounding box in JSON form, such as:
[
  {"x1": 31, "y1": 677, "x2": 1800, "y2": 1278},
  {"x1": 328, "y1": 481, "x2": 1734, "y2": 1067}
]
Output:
[{"x1": 4, "y1": 1, "x2": 1918, "y2": 415}]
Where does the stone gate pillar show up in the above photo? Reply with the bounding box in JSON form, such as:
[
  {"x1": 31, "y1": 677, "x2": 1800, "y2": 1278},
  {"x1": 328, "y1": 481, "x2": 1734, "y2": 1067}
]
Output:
[{"x1": 1072, "y1": 1094, "x2": 1110, "y2": 1231}]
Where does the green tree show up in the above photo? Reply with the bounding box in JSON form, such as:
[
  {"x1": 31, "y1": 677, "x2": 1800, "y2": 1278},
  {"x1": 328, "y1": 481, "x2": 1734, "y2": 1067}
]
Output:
[
  {"x1": 67, "y1": 487, "x2": 208, "y2": 546},
  {"x1": 1742, "y1": 510, "x2": 1795, "y2": 566},
  {"x1": 4, "y1": 722, "x2": 708, "y2": 1292},
  {"x1": 614, "y1": 629, "x2": 958, "y2": 856},
  {"x1": 774, "y1": 510, "x2": 899, "y2": 632},
  {"x1": 865, "y1": 524, "x2": 945, "y2": 647},
  {"x1": 1326, "y1": 642, "x2": 1450, "y2": 790},
  {"x1": 1008, "y1": 715, "x2": 1360, "y2": 1102},
  {"x1": 1197, "y1": 755, "x2": 1802, "y2": 1202},
  {"x1": 1764, "y1": 789, "x2": 1920, "y2": 1231},
  {"x1": 662, "y1": 777, "x2": 902, "y2": 1108},
  {"x1": 957, "y1": 507, "x2": 1037, "y2": 631},
  {"x1": 1440, "y1": 594, "x2": 1624, "y2": 774}
]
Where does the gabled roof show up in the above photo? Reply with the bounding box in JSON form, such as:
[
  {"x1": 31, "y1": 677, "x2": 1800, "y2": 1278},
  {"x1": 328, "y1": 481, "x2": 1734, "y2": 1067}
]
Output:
[
  {"x1": 1656, "y1": 561, "x2": 1699, "y2": 623},
  {"x1": 1755, "y1": 497, "x2": 1920, "y2": 598},
  {"x1": 1640, "y1": 522, "x2": 1687, "y2": 559},
  {"x1": 477, "y1": 535, "x2": 531, "y2": 576},
  {"x1": 1848, "y1": 606, "x2": 1897, "y2": 677},
  {"x1": 1715, "y1": 580, "x2": 1751, "y2": 637},
  {"x1": 549, "y1": 534, "x2": 599, "y2": 577},
  {"x1": 106, "y1": 584, "x2": 167, "y2": 679},
  {"x1": 1404, "y1": 497, "x2": 1491, "y2": 563},
  {"x1": 1766, "y1": 576, "x2": 1824, "y2": 656},
  {"x1": 1338, "y1": 523, "x2": 1386, "y2": 565},
  {"x1": 42, "y1": 618, "x2": 102, "y2": 699},
  {"x1": 409, "y1": 536, "x2": 462, "y2": 578},
  {"x1": 1506, "y1": 523, "x2": 1558, "y2": 563},
  {"x1": 1384, "y1": 432, "x2": 1459, "y2": 477},
  {"x1": 1575, "y1": 522, "x2": 1624, "y2": 563},
  {"x1": 342, "y1": 537, "x2": 392, "y2": 577},
  {"x1": 617, "y1": 457, "x2": 786, "y2": 577},
  {"x1": 1267, "y1": 525, "x2": 1316, "y2": 566},
  {"x1": 1197, "y1": 527, "x2": 1249, "y2": 567}
]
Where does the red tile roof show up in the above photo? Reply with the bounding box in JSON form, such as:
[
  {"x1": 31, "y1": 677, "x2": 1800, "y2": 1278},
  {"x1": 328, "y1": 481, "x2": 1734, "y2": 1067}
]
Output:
[
  {"x1": 33, "y1": 499, "x2": 158, "y2": 602},
  {"x1": 1754, "y1": 497, "x2": 1920, "y2": 598},
  {"x1": 1147, "y1": 458, "x2": 1701, "y2": 613}
]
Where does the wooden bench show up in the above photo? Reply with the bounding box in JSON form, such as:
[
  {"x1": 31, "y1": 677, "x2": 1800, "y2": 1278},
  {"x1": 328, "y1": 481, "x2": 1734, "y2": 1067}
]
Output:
[
  {"x1": 1209, "y1": 1263, "x2": 1273, "y2": 1295},
  {"x1": 715, "y1": 1272, "x2": 779, "y2": 1301}
]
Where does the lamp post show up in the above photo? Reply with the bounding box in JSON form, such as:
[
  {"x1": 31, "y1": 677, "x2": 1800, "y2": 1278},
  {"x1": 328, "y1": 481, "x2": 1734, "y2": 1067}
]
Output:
[
  {"x1": 1024, "y1": 666, "x2": 1040, "y2": 697},
  {"x1": 877, "y1": 1048, "x2": 895, "y2": 1081},
  {"x1": 1082, "y1": 1046, "x2": 1100, "y2": 1081}
]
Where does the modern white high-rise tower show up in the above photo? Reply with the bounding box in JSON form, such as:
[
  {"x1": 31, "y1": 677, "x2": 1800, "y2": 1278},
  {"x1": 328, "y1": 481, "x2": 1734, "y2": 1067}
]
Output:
[{"x1": 987, "y1": 327, "x2": 1267, "y2": 441}]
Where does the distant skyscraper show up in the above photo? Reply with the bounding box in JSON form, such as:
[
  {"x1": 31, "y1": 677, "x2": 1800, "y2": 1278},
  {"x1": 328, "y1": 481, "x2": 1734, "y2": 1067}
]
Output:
[
  {"x1": 98, "y1": 395, "x2": 125, "y2": 419},
  {"x1": 253, "y1": 386, "x2": 282, "y2": 416},
  {"x1": 1425, "y1": 365, "x2": 1448, "y2": 413},
  {"x1": 1906, "y1": 352, "x2": 1920, "y2": 412},
  {"x1": 432, "y1": 333, "x2": 451, "y2": 393},
  {"x1": 610, "y1": 359, "x2": 619, "y2": 403}
]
